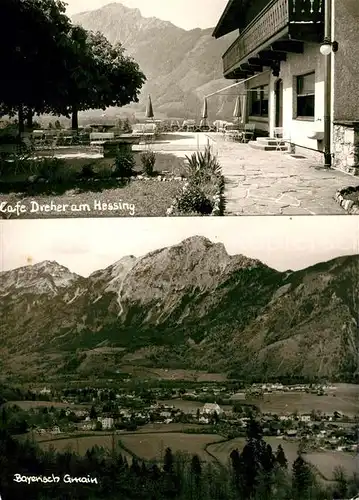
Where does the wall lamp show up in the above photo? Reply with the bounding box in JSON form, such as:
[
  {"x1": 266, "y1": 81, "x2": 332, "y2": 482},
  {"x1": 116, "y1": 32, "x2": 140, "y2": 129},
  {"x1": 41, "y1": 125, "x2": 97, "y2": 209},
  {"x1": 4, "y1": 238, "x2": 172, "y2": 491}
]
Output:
[{"x1": 320, "y1": 38, "x2": 339, "y2": 56}]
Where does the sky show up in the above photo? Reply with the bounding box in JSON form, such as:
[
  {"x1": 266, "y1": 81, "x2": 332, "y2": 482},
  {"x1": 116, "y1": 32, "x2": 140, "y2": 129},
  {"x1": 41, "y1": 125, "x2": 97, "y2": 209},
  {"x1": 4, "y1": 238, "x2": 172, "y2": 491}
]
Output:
[
  {"x1": 1, "y1": 216, "x2": 358, "y2": 277},
  {"x1": 64, "y1": 0, "x2": 228, "y2": 31}
]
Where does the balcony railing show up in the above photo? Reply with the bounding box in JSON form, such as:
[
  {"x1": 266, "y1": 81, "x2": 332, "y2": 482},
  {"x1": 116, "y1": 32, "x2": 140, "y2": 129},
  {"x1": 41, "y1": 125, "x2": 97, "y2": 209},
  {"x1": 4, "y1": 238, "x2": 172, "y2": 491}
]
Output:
[{"x1": 223, "y1": 0, "x2": 324, "y2": 75}]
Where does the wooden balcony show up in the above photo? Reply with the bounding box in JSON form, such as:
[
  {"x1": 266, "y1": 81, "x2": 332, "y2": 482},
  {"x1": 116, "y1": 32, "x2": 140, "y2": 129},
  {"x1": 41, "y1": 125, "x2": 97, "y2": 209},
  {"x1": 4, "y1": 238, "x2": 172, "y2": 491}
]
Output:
[{"x1": 223, "y1": 0, "x2": 324, "y2": 79}]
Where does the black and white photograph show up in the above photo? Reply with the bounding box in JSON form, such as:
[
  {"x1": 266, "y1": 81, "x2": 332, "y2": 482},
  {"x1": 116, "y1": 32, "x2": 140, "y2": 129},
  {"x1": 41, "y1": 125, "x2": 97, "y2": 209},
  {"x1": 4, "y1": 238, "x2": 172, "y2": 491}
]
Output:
[
  {"x1": 0, "y1": 0, "x2": 359, "y2": 218},
  {"x1": 1, "y1": 0, "x2": 359, "y2": 499},
  {"x1": 0, "y1": 215, "x2": 358, "y2": 499}
]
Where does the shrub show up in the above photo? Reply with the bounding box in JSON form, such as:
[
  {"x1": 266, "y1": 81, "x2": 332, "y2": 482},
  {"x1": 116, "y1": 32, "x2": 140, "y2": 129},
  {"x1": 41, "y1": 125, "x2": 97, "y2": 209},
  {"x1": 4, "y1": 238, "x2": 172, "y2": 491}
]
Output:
[
  {"x1": 185, "y1": 146, "x2": 221, "y2": 183},
  {"x1": 174, "y1": 182, "x2": 214, "y2": 215},
  {"x1": 0, "y1": 124, "x2": 18, "y2": 144},
  {"x1": 122, "y1": 118, "x2": 132, "y2": 133},
  {"x1": 80, "y1": 163, "x2": 95, "y2": 179},
  {"x1": 36, "y1": 158, "x2": 65, "y2": 182},
  {"x1": 140, "y1": 150, "x2": 156, "y2": 176},
  {"x1": 95, "y1": 161, "x2": 116, "y2": 179},
  {"x1": 114, "y1": 149, "x2": 135, "y2": 177}
]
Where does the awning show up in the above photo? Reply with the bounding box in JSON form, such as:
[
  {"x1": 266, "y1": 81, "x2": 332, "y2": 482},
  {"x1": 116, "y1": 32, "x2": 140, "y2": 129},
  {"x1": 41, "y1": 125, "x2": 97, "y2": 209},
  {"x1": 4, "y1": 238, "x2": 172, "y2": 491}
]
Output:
[{"x1": 205, "y1": 71, "x2": 270, "y2": 98}]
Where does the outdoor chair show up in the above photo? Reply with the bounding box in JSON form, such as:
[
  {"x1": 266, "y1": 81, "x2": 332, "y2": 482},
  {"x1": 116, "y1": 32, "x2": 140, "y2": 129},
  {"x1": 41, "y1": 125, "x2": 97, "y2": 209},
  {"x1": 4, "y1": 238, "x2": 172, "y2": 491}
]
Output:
[
  {"x1": 241, "y1": 124, "x2": 255, "y2": 143},
  {"x1": 170, "y1": 120, "x2": 180, "y2": 132},
  {"x1": 224, "y1": 124, "x2": 243, "y2": 142},
  {"x1": 32, "y1": 130, "x2": 46, "y2": 148},
  {"x1": 273, "y1": 127, "x2": 290, "y2": 151},
  {"x1": 182, "y1": 120, "x2": 196, "y2": 132},
  {"x1": 90, "y1": 132, "x2": 115, "y2": 145}
]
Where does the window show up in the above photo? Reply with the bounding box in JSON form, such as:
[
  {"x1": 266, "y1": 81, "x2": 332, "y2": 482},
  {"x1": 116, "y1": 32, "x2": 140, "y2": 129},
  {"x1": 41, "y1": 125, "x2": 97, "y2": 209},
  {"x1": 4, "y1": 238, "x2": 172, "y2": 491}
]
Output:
[
  {"x1": 249, "y1": 85, "x2": 269, "y2": 117},
  {"x1": 296, "y1": 72, "x2": 315, "y2": 118}
]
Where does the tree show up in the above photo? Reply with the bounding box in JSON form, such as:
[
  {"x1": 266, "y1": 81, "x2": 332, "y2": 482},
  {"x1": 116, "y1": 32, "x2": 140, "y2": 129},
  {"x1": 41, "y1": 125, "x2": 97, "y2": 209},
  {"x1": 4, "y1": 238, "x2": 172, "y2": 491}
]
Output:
[
  {"x1": 163, "y1": 447, "x2": 174, "y2": 473},
  {"x1": 190, "y1": 454, "x2": 202, "y2": 490},
  {"x1": 57, "y1": 29, "x2": 146, "y2": 130},
  {"x1": 230, "y1": 448, "x2": 241, "y2": 492},
  {"x1": 0, "y1": 0, "x2": 72, "y2": 133},
  {"x1": 275, "y1": 444, "x2": 288, "y2": 468},
  {"x1": 292, "y1": 456, "x2": 313, "y2": 500},
  {"x1": 333, "y1": 466, "x2": 348, "y2": 498},
  {"x1": 89, "y1": 405, "x2": 97, "y2": 419},
  {"x1": 0, "y1": 2, "x2": 146, "y2": 133}
]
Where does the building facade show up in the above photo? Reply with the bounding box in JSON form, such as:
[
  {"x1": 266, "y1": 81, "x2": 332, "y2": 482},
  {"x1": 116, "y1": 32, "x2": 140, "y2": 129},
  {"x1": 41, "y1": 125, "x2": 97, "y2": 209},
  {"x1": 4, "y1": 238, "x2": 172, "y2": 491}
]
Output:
[{"x1": 213, "y1": 0, "x2": 359, "y2": 174}]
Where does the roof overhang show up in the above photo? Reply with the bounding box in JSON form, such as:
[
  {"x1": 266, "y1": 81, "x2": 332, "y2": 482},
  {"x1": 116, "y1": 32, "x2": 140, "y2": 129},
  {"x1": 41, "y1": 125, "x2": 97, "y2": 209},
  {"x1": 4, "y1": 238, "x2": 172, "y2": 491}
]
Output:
[{"x1": 212, "y1": 0, "x2": 244, "y2": 39}]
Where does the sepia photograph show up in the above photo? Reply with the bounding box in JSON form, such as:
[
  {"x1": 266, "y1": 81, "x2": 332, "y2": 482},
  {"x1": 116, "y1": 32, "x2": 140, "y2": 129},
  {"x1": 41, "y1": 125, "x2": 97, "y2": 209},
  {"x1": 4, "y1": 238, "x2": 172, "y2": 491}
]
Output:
[
  {"x1": 0, "y1": 215, "x2": 358, "y2": 499},
  {"x1": 0, "y1": 0, "x2": 359, "y2": 218},
  {"x1": 1, "y1": 0, "x2": 359, "y2": 498}
]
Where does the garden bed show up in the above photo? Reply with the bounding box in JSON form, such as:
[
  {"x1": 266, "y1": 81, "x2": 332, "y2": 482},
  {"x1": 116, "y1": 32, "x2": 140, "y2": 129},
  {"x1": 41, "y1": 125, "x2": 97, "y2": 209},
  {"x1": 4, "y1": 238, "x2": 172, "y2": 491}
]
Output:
[
  {"x1": 334, "y1": 185, "x2": 359, "y2": 214},
  {"x1": 0, "y1": 147, "x2": 226, "y2": 217},
  {"x1": 0, "y1": 152, "x2": 187, "y2": 186}
]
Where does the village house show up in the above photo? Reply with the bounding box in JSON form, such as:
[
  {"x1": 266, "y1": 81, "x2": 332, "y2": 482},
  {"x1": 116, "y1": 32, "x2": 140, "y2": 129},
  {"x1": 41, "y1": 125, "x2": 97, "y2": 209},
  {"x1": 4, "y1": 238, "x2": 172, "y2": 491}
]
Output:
[
  {"x1": 213, "y1": 0, "x2": 359, "y2": 174},
  {"x1": 97, "y1": 417, "x2": 114, "y2": 430},
  {"x1": 286, "y1": 429, "x2": 298, "y2": 437},
  {"x1": 79, "y1": 421, "x2": 96, "y2": 431},
  {"x1": 201, "y1": 403, "x2": 224, "y2": 415},
  {"x1": 300, "y1": 414, "x2": 312, "y2": 422},
  {"x1": 39, "y1": 387, "x2": 51, "y2": 395},
  {"x1": 159, "y1": 411, "x2": 172, "y2": 419}
]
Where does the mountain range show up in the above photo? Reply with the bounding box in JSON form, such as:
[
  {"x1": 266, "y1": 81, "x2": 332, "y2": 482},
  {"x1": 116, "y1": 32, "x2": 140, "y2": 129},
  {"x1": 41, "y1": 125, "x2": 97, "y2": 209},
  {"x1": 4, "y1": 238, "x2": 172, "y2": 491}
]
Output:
[
  {"x1": 72, "y1": 2, "x2": 237, "y2": 121},
  {"x1": 1, "y1": 236, "x2": 358, "y2": 383}
]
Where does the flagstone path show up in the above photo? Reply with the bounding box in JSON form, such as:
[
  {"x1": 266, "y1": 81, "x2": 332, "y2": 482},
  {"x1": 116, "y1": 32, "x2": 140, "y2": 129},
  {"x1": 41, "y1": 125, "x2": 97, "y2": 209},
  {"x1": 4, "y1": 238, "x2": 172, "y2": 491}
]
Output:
[{"x1": 207, "y1": 135, "x2": 359, "y2": 215}]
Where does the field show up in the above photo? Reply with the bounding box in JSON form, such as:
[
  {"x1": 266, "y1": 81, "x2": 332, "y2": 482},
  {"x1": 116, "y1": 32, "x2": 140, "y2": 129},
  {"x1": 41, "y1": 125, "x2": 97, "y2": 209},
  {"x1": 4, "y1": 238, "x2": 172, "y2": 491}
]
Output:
[
  {"x1": 207, "y1": 437, "x2": 358, "y2": 481},
  {"x1": 305, "y1": 451, "x2": 359, "y2": 480},
  {"x1": 207, "y1": 437, "x2": 299, "y2": 468},
  {"x1": 38, "y1": 432, "x2": 224, "y2": 463},
  {"x1": 118, "y1": 432, "x2": 224, "y2": 462},
  {"x1": 39, "y1": 434, "x2": 133, "y2": 461},
  {"x1": 242, "y1": 384, "x2": 359, "y2": 416},
  {"x1": 118, "y1": 364, "x2": 227, "y2": 382},
  {"x1": 35, "y1": 429, "x2": 358, "y2": 480}
]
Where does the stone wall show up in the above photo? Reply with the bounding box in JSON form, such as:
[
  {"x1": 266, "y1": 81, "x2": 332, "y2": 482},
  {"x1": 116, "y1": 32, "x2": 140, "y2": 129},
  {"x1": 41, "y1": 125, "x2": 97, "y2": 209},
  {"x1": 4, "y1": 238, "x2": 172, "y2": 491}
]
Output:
[
  {"x1": 333, "y1": 122, "x2": 359, "y2": 175},
  {"x1": 333, "y1": 0, "x2": 359, "y2": 122}
]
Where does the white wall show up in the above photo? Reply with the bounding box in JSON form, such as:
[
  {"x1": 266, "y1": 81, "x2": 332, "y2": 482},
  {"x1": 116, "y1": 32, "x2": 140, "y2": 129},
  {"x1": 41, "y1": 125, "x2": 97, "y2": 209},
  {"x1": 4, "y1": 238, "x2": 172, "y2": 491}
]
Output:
[{"x1": 271, "y1": 43, "x2": 325, "y2": 150}]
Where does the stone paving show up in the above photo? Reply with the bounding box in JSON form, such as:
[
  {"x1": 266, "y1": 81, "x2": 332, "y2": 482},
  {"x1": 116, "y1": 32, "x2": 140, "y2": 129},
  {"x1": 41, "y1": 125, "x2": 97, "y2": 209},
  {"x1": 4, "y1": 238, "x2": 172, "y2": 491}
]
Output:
[{"x1": 208, "y1": 135, "x2": 359, "y2": 215}]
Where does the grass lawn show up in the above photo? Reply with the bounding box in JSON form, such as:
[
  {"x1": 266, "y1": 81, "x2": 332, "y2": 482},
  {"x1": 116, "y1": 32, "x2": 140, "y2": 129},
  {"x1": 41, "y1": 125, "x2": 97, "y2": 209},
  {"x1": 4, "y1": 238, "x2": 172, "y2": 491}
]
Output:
[
  {"x1": 0, "y1": 152, "x2": 187, "y2": 217},
  {"x1": 0, "y1": 179, "x2": 183, "y2": 217}
]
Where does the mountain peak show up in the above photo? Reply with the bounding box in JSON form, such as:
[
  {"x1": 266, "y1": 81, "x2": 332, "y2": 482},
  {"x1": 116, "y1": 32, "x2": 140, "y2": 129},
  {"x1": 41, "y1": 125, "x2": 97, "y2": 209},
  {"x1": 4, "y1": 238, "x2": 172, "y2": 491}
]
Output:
[
  {"x1": 72, "y1": 2, "x2": 237, "y2": 120},
  {"x1": 0, "y1": 260, "x2": 80, "y2": 296}
]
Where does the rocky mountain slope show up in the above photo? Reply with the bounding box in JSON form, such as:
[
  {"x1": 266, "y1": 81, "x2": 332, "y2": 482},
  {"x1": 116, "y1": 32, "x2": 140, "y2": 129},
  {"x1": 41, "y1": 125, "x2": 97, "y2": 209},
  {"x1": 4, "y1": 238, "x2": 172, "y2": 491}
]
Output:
[
  {"x1": 0, "y1": 236, "x2": 358, "y2": 382},
  {"x1": 72, "y1": 2, "x2": 237, "y2": 120}
]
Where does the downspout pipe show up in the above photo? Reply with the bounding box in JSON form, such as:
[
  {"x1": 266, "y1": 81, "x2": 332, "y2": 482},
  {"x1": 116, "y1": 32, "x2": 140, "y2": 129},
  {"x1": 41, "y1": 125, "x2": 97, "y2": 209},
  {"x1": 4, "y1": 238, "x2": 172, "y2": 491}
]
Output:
[{"x1": 323, "y1": 0, "x2": 332, "y2": 168}]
